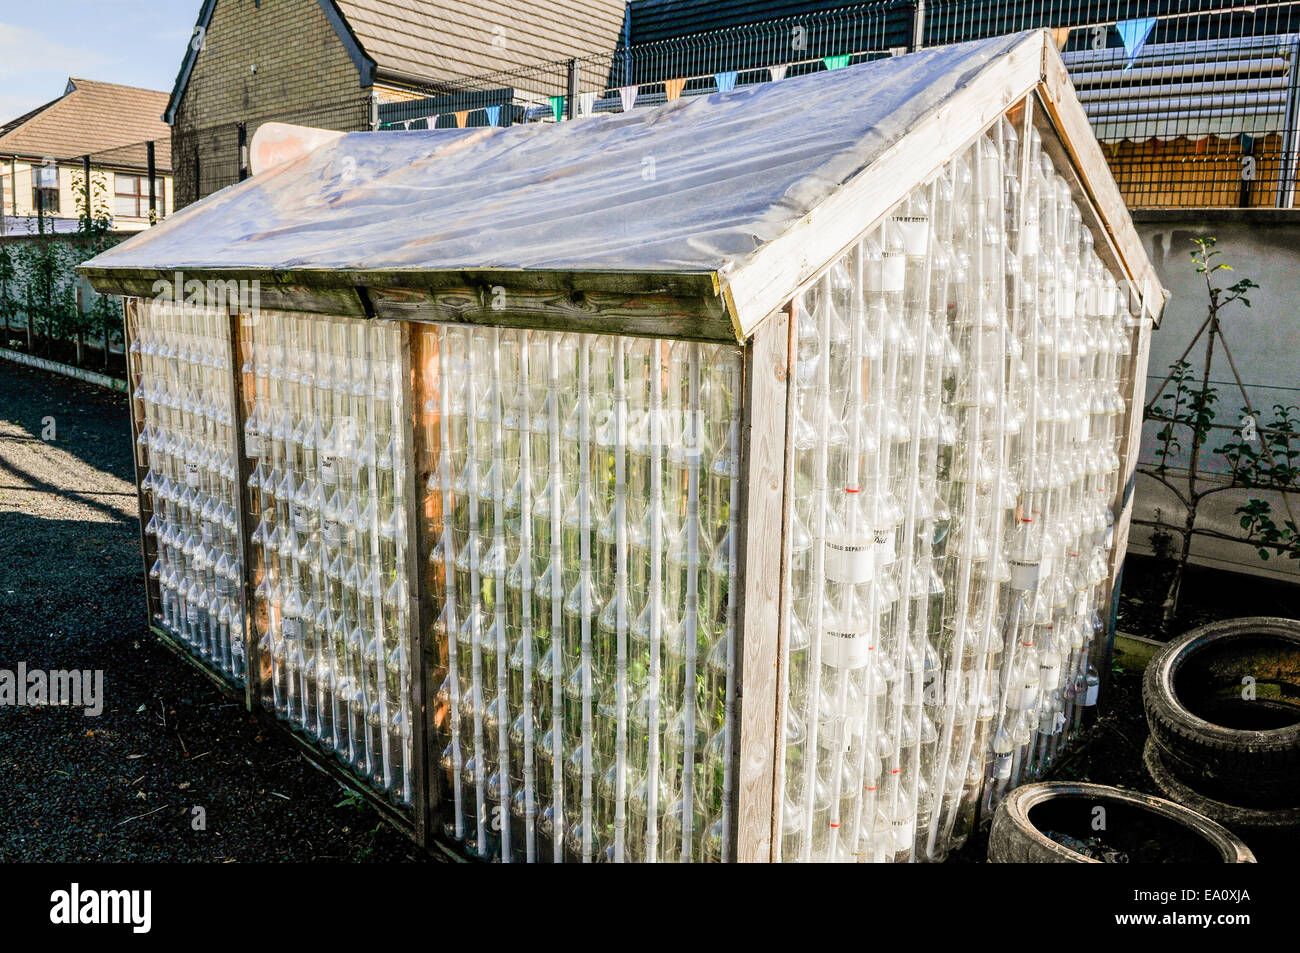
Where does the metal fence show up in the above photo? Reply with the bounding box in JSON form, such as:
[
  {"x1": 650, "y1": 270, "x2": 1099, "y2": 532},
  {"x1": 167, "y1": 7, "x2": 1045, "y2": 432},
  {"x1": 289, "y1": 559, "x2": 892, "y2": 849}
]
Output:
[{"x1": 372, "y1": 0, "x2": 1300, "y2": 209}]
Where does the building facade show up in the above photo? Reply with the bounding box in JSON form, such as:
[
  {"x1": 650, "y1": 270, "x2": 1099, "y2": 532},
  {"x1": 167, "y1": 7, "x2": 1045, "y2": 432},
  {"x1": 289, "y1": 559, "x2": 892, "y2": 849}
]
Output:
[
  {"x1": 167, "y1": 0, "x2": 628, "y2": 207},
  {"x1": 0, "y1": 79, "x2": 174, "y2": 236}
]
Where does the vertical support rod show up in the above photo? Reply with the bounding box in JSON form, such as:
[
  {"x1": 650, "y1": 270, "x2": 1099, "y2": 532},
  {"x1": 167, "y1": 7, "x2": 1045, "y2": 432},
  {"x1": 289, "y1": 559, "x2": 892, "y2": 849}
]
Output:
[
  {"x1": 147, "y1": 140, "x2": 157, "y2": 221},
  {"x1": 398, "y1": 320, "x2": 433, "y2": 848},
  {"x1": 733, "y1": 303, "x2": 793, "y2": 863},
  {"x1": 81, "y1": 155, "x2": 91, "y2": 224},
  {"x1": 566, "y1": 58, "x2": 578, "y2": 121},
  {"x1": 237, "y1": 123, "x2": 249, "y2": 182}
]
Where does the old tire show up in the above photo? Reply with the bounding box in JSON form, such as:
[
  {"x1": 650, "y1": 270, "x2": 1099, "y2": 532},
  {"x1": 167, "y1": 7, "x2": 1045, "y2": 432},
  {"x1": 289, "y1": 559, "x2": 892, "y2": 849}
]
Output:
[
  {"x1": 988, "y1": 781, "x2": 1255, "y2": 863},
  {"x1": 1143, "y1": 616, "x2": 1300, "y2": 808},
  {"x1": 1144, "y1": 738, "x2": 1300, "y2": 833}
]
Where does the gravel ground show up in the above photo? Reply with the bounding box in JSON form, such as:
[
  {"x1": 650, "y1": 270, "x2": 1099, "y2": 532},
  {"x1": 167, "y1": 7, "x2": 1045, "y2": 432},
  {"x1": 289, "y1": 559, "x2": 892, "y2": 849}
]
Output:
[{"x1": 0, "y1": 361, "x2": 429, "y2": 862}]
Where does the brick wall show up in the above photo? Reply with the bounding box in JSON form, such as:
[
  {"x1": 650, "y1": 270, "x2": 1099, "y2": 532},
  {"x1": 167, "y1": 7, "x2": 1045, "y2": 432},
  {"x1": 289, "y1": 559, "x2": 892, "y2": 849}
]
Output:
[{"x1": 173, "y1": 0, "x2": 370, "y2": 208}]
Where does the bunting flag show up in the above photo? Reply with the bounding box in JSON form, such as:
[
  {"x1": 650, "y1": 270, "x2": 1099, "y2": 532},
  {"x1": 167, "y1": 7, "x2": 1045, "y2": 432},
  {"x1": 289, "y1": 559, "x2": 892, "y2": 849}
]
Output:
[
  {"x1": 664, "y1": 77, "x2": 687, "y2": 101},
  {"x1": 454, "y1": 110, "x2": 469, "y2": 129},
  {"x1": 1194, "y1": 137, "x2": 1208, "y2": 156},
  {"x1": 822, "y1": 54, "x2": 851, "y2": 70},
  {"x1": 1117, "y1": 17, "x2": 1156, "y2": 68},
  {"x1": 619, "y1": 84, "x2": 638, "y2": 112},
  {"x1": 578, "y1": 91, "x2": 598, "y2": 117},
  {"x1": 484, "y1": 105, "x2": 501, "y2": 127},
  {"x1": 550, "y1": 95, "x2": 565, "y2": 122},
  {"x1": 769, "y1": 64, "x2": 788, "y2": 82},
  {"x1": 1051, "y1": 27, "x2": 1071, "y2": 49},
  {"x1": 714, "y1": 71, "x2": 738, "y2": 93},
  {"x1": 419, "y1": 114, "x2": 438, "y2": 129},
  {"x1": 1241, "y1": 133, "x2": 1254, "y2": 152},
  {"x1": 402, "y1": 120, "x2": 411, "y2": 130}
]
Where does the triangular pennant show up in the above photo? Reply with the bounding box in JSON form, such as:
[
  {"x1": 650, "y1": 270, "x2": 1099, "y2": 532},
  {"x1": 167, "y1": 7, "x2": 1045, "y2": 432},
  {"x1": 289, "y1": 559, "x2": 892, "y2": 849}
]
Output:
[
  {"x1": 578, "y1": 91, "x2": 597, "y2": 117},
  {"x1": 619, "y1": 85, "x2": 638, "y2": 112},
  {"x1": 822, "y1": 54, "x2": 851, "y2": 70},
  {"x1": 769, "y1": 64, "x2": 788, "y2": 82},
  {"x1": 1241, "y1": 133, "x2": 1254, "y2": 151},
  {"x1": 421, "y1": 114, "x2": 438, "y2": 129},
  {"x1": 402, "y1": 120, "x2": 411, "y2": 130},
  {"x1": 714, "y1": 71, "x2": 738, "y2": 93},
  {"x1": 1194, "y1": 136, "x2": 1208, "y2": 156},
  {"x1": 484, "y1": 105, "x2": 501, "y2": 127},
  {"x1": 549, "y1": 95, "x2": 565, "y2": 122},
  {"x1": 1117, "y1": 17, "x2": 1156, "y2": 68},
  {"x1": 663, "y1": 77, "x2": 687, "y2": 101},
  {"x1": 454, "y1": 110, "x2": 468, "y2": 129},
  {"x1": 1052, "y1": 27, "x2": 1071, "y2": 49}
]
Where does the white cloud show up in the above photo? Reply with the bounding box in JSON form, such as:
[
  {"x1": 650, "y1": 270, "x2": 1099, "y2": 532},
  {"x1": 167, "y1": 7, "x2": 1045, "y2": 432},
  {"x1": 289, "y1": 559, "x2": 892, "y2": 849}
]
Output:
[{"x1": 0, "y1": 22, "x2": 114, "y2": 117}]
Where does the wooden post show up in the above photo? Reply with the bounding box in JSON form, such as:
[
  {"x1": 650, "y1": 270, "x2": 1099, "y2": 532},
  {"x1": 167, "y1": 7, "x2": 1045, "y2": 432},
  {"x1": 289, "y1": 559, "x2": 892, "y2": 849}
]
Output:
[
  {"x1": 122, "y1": 297, "x2": 161, "y2": 627},
  {"x1": 1103, "y1": 294, "x2": 1154, "y2": 683},
  {"x1": 227, "y1": 310, "x2": 259, "y2": 711},
  {"x1": 733, "y1": 302, "x2": 793, "y2": 863},
  {"x1": 398, "y1": 320, "x2": 433, "y2": 847}
]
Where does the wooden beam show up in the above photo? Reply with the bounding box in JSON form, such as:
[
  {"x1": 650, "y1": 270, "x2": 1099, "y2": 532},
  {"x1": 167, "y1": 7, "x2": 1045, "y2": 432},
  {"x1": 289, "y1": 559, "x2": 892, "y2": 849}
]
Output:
[
  {"x1": 723, "y1": 31, "x2": 1047, "y2": 341},
  {"x1": 733, "y1": 303, "x2": 793, "y2": 862},
  {"x1": 1037, "y1": 39, "x2": 1168, "y2": 325},
  {"x1": 227, "y1": 310, "x2": 259, "y2": 711},
  {"x1": 1103, "y1": 310, "x2": 1153, "y2": 685},
  {"x1": 122, "y1": 298, "x2": 161, "y2": 631},
  {"x1": 368, "y1": 284, "x2": 733, "y2": 342},
  {"x1": 398, "y1": 320, "x2": 433, "y2": 848}
]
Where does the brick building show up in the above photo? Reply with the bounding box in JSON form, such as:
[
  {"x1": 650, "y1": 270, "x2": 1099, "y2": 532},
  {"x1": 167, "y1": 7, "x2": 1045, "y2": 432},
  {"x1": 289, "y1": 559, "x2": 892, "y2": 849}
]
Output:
[{"x1": 167, "y1": 0, "x2": 628, "y2": 208}]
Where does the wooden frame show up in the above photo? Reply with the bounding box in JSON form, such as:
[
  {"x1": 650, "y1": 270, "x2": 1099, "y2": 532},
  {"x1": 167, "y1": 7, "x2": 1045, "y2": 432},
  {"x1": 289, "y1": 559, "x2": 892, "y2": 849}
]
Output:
[{"x1": 732, "y1": 303, "x2": 794, "y2": 863}]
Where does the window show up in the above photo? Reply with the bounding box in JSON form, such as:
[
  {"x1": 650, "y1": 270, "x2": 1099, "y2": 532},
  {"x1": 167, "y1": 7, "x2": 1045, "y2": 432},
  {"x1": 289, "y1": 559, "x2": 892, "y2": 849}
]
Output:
[
  {"x1": 114, "y1": 174, "x2": 165, "y2": 219},
  {"x1": 32, "y1": 164, "x2": 59, "y2": 214}
]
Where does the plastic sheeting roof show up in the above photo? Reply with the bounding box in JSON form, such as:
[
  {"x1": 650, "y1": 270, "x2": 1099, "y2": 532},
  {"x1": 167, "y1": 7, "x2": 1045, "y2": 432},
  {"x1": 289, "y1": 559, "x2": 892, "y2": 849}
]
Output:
[{"x1": 84, "y1": 32, "x2": 1029, "y2": 284}]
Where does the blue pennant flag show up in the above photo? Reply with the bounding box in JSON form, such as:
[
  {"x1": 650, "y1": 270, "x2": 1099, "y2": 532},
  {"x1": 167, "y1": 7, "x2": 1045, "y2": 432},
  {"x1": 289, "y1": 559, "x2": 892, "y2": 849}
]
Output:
[
  {"x1": 714, "y1": 71, "x2": 738, "y2": 93},
  {"x1": 485, "y1": 105, "x2": 501, "y2": 127},
  {"x1": 1117, "y1": 17, "x2": 1156, "y2": 69}
]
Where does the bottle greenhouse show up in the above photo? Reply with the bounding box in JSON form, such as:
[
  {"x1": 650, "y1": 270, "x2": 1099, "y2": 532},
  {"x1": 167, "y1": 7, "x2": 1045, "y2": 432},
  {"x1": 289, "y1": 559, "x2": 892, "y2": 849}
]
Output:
[{"x1": 81, "y1": 30, "x2": 1165, "y2": 863}]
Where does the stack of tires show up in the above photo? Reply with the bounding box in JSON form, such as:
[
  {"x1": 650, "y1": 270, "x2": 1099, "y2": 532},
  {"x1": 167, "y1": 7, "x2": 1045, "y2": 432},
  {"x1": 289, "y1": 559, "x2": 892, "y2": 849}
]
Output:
[
  {"x1": 988, "y1": 782, "x2": 1255, "y2": 863},
  {"x1": 1142, "y1": 616, "x2": 1300, "y2": 836}
]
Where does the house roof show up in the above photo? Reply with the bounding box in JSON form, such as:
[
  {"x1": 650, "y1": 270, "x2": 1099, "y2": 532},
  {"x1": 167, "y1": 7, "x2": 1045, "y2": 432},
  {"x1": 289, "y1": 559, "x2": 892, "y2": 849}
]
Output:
[
  {"x1": 0, "y1": 79, "x2": 170, "y2": 167},
  {"x1": 336, "y1": 0, "x2": 628, "y2": 84},
  {"x1": 165, "y1": 0, "x2": 628, "y2": 123},
  {"x1": 84, "y1": 32, "x2": 1164, "y2": 341}
]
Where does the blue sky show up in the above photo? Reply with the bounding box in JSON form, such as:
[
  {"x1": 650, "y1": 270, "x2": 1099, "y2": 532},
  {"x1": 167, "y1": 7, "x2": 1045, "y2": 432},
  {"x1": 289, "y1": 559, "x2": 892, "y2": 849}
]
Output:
[{"x1": 0, "y1": 0, "x2": 201, "y2": 121}]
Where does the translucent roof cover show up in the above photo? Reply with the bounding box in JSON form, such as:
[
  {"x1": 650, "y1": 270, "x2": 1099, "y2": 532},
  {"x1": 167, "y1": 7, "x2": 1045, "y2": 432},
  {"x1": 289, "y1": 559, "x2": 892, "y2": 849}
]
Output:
[{"x1": 86, "y1": 32, "x2": 1032, "y2": 283}]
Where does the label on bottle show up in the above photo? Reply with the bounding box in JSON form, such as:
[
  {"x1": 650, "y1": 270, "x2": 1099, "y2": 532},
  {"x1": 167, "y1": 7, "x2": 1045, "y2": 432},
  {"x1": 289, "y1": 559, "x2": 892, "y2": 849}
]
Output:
[
  {"x1": 282, "y1": 617, "x2": 303, "y2": 640},
  {"x1": 185, "y1": 463, "x2": 200, "y2": 487},
  {"x1": 323, "y1": 519, "x2": 343, "y2": 547},
  {"x1": 186, "y1": 603, "x2": 201, "y2": 626},
  {"x1": 245, "y1": 432, "x2": 263, "y2": 458},
  {"x1": 1083, "y1": 681, "x2": 1099, "y2": 706},
  {"x1": 823, "y1": 626, "x2": 870, "y2": 669},
  {"x1": 1039, "y1": 554, "x2": 1053, "y2": 581},
  {"x1": 1009, "y1": 560, "x2": 1039, "y2": 590},
  {"x1": 994, "y1": 751, "x2": 1013, "y2": 780},
  {"x1": 824, "y1": 540, "x2": 873, "y2": 585},
  {"x1": 1018, "y1": 683, "x2": 1038, "y2": 710},
  {"x1": 882, "y1": 253, "x2": 905, "y2": 293},
  {"x1": 320, "y1": 455, "x2": 338, "y2": 485},
  {"x1": 1053, "y1": 711, "x2": 1067, "y2": 733},
  {"x1": 894, "y1": 217, "x2": 930, "y2": 256},
  {"x1": 215, "y1": 575, "x2": 232, "y2": 597},
  {"x1": 291, "y1": 504, "x2": 314, "y2": 534},
  {"x1": 874, "y1": 529, "x2": 896, "y2": 566},
  {"x1": 201, "y1": 519, "x2": 216, "y2": 545},
  {"x1": 890, "y1": 815, "x2": 916, "y2": 848}
]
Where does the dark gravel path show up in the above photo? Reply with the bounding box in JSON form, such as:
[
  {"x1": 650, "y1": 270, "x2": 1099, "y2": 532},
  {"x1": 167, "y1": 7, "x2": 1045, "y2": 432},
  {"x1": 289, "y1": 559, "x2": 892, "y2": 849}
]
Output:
[{"x1": 0, "y1": 361, "x2": 429, "y2": 861}]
